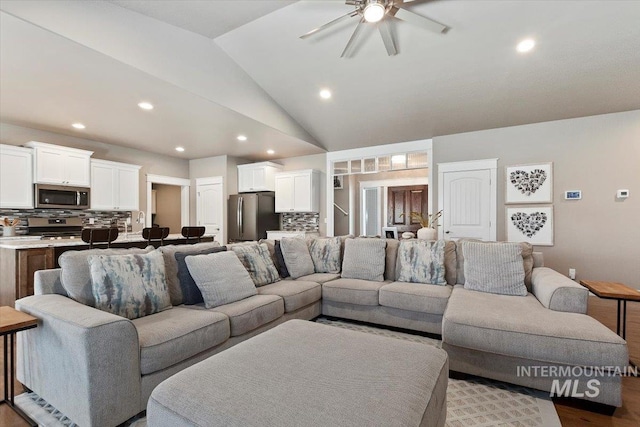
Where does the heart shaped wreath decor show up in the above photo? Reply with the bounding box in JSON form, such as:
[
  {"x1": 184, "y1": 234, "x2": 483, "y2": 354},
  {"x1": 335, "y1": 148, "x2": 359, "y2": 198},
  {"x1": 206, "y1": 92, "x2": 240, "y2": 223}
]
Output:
[
  {"x1": 510, "y1": 169, "x2": 547, "y2": 196},
  {"x1": 511, "y1": 212, "x2": 547, "y2": 237}
]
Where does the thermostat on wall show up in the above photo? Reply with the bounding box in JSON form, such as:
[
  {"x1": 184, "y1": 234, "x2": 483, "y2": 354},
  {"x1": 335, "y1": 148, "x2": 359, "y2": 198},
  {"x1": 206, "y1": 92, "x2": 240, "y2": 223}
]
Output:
[{"x1": 565, "y1": 190, "x2": 582, "y2": 200}]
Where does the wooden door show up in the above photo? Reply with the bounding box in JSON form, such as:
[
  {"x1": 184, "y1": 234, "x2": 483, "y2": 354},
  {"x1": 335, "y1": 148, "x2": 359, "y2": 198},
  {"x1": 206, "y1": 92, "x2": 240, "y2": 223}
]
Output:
[{"x1": 387, "y1": 185, "x2": 428, "y2": 233}]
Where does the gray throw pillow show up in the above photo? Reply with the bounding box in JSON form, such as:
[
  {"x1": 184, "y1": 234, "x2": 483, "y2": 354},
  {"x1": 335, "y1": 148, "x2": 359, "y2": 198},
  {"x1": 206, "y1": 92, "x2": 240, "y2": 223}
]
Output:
[
  {"x1": 159, "y1": 241, "x2": 221, "y2": 305},
  {"x1": 308, "y1": 236, "x2": 342, "y2": 273},
  {"x1": 185, "y1": 251, "x2": 257, "y2": 309},
  {"x1": 88, "y1": 250, "x2": 171, "y2": 319},
  {"x1": 341, "y1": 238, "x2": 387, "y2": 282},
  {"x1": 175, "y1": 246, "x2": 227, "y2": 305},
  {"x1": 396, "y1": 240, "x2": 447, "y2": 285},
  {"x1": 279, "y1": 237, "x2": 315, "y2": 279},
  {"x1": 274, "y1": 241, "x2": 290, "y2": 278},
  {"x1": 59, "y1": 246, "x2": 154, "y2": 306},
  {"x1": 462, "y1": 241, "x2": 527, "y2": 296},
  {"x1": 231, "y1": 243, "x2": 281, "y2": 287}
]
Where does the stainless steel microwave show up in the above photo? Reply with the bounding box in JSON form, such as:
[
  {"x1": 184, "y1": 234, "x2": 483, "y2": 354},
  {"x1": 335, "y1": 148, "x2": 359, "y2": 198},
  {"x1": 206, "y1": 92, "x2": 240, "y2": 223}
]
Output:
[{"x1": 35, "y1": 184, "x2": 90, "y2": 209}]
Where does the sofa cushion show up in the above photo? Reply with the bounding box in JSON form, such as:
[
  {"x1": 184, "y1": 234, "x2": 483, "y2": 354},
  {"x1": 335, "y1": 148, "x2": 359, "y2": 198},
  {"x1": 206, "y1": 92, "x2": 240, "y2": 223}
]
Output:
[
  {"x1": 186, "y1": 251, "x2": 257, "y2": 309},
  {"x1": 443, "y1": 240, "x2": 457, "y2": 285},
  {"x1": 88, "y1": 250, "x2": 171, "y2": 320},
  {"x1": 308, "y1": 236, "x2": 342, "y2": 273},
  {"x1": 379, "y1": 282, "x2": 452, "y2": 315},
  {"x1": 456, "y1": 240, "x2": 533, "y2": 291},
  {"x1": 211, "y1": 294, "x2": 284, "y2": 336},
  {"x1": 279, "y1": 237, "x2": 315, "y2": 279},
  {"x1": 442, "y1": 286, "x2": 628, "y2": 367},
  {"x1": 462, "y1": 241, "x2": 527, "y2": 296},
  {"x1": 159, "y1": 242, "x2": 221, "y2": 305},
  {"x1": 341, "y1": 238, "x2": 386, "y2": 282},
  {"x1": 322, "y1": 278, "x2": 388, "y2": 306},
  {"x1": 258, "y1": 280, "x2": 321, "y2": 312},
  {"x1": 396, "y1": 240, "x2": 447, "y2": 285},
  {"x1": 295, "y1": 273, "x2": 341, "y2": 284},
  {"x1": 59, "y1": 246, "x2": 154, "y2": 306},
  {"x1": 231, "y1": 243, "x2": 280, "y2": 287},
  {"x1": 175, "y1": 246, "x2": 227, "y2": 305},
  {"x1": 133, "y1": 307, "x2": 230, "y2": 375}
]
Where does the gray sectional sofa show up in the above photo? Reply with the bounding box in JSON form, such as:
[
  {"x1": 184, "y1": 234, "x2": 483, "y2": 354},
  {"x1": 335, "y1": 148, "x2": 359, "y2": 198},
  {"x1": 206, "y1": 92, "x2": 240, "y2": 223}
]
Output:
[{"x1": 15, "y1": 237, "x2": 628, "y2": 427}]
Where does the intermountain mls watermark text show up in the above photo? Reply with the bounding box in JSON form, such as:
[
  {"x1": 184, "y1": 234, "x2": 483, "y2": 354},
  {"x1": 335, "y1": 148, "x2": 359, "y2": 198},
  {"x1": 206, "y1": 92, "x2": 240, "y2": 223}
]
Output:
[{"x1": 517, "y1": 365, "x2": 638, "y2": 398}]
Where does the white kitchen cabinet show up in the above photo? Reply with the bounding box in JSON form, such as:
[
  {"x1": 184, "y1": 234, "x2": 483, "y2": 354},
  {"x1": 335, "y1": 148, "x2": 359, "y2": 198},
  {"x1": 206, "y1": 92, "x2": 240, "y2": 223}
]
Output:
[
  {"x1": 0, "y1": 144, "x2": 33, "y2": 208},
  {"x1": 275, "y1": 169, "x2": 320, "y2": 213},
  {"x1": 90, "y1": 159, "x2": 141, "y2": 211},
  {"x1": 24, "y1": 141, "x2": 93, "y2": 186},
  {"x1": 237, "y1": 162, "x2": 282, "y2": 193}
]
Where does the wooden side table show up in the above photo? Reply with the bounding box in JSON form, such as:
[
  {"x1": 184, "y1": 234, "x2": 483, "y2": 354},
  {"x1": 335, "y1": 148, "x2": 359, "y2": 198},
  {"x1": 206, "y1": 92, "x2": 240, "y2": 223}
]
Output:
[{"x1": 1, "y1": 306, "x2": 38, "y2": 425}]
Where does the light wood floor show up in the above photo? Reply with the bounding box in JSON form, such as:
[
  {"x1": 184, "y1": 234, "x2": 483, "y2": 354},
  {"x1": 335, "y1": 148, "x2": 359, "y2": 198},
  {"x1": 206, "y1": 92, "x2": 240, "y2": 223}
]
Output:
[{"x1": 1, "y1": 296, "x2": 639, "y2": 426}]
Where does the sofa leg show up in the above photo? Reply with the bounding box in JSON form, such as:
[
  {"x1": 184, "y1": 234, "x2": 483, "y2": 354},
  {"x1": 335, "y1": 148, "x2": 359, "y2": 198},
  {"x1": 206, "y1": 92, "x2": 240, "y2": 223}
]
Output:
[{"x1": 552, "y1": 397, "x2": 617, "y2": 415}]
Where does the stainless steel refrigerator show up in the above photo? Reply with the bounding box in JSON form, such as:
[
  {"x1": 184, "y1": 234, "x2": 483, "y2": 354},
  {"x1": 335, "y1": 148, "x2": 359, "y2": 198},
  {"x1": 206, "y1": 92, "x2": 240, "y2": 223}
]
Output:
[{"x1": 228, "y1": 192, "x2": 279, "y2": 242}]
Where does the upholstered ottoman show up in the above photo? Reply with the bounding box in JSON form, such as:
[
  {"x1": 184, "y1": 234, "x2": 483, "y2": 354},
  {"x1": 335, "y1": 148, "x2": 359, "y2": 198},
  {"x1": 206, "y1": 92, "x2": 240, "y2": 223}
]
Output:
[{"x1": 147, "y1": 319, "x2": 448, "y2": 427}]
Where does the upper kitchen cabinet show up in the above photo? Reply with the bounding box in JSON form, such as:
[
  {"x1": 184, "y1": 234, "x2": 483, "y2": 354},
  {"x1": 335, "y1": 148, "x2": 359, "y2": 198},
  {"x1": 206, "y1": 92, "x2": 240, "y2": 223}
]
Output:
[
  {"x1": 0, "y1": 144, "x2": 33, "y2": 208},
  {"x1": 90, "y1": 159, "x2": 141, "y2": 211},
  {"x1": 25, "y1": 141, "x2": 93, "y2": 186},
  {"x1": 237, "y1": 162, "x2": 283, "y2": 193},
  {"x1": 275, "y1": 169, "x2": 320, "y2": 213}
]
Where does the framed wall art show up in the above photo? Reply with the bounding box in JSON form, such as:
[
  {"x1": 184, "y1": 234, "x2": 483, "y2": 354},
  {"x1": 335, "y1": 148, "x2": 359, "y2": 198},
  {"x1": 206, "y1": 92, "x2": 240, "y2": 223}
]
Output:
[
  {"x1": 506, "y1": 206, "x2": 554, "y2": 246},
  {"x1": 505, "y1": 162, "x2": 553, "y2": 204}
]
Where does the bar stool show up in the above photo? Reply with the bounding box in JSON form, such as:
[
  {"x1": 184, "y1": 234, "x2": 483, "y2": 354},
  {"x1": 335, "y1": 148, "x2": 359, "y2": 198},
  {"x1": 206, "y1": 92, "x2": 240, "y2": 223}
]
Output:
[
  {"x1": 142, "y1": 227, "x2": 170, "y2": 246},
  {"x1": 81, "y1": 227, "x2": 119, "y2": 249},
  {"x1": 181, "y1": 226, "x2": 205, "y2": 243}
]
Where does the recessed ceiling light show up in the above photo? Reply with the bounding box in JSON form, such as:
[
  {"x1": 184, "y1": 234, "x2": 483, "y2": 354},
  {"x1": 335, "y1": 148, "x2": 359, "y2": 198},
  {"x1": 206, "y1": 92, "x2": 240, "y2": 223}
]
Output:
[
  {"x1": 175, "y1": 146, "x2": 185, "y2": 152},
  {"x1": 237, "y1": 135, "x2": 247, "y2": 141},
  {"x1": 319, "y1": 89, "x2": 332, "y2": 99},
  {"x1": 516, "y1": 39, "x2": 535, "y2": 53},
  {"x1": 267, "y1": 149, "x2": 275, "y2": 155},
  {"x1": 138, "y1": 102, "x2": 154, "y2": 110},
  {"x1": 71, "y1": 123, "x2": 86, "y2": 129}
]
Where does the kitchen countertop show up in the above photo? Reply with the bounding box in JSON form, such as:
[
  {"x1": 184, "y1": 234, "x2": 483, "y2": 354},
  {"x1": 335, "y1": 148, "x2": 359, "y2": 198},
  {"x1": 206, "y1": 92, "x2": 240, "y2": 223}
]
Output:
[{"x1": 0, "y1": 233, "x2": 217, "y2": 249}]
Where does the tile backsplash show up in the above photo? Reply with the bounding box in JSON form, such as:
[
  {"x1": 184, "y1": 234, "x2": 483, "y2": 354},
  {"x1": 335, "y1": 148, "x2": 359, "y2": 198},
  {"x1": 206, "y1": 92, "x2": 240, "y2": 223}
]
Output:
[
  {"x1": 0, "y1": 209, "x2": 132, "y2": 236},
  {"x1": 280, "y1": 212, "x2": 320, "y2": 232}
]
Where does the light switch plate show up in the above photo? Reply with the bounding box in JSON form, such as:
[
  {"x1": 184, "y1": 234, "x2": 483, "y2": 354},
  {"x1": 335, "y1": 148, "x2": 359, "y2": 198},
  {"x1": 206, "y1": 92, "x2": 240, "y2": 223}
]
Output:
[{"x1": 565, "y1": 190, "x2": 581, "y2": 200}]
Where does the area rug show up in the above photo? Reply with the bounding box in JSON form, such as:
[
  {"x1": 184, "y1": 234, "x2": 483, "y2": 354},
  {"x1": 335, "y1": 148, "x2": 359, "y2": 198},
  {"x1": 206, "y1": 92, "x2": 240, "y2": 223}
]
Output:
[{"x1": 14, "y1": 317, "x2": 561, "y2": 427}]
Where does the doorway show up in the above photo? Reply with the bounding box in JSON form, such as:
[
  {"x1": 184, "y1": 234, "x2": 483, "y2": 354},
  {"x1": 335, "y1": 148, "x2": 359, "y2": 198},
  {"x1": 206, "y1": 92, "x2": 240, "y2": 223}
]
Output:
[
  {"x1": 146, "y1": 174, "x2": 190, "y2": 231},
  {"x1": 387, "y1": 185, "x2": 428, "y2": 234},
  {"x1": 196, "y1": 176, "x2": 224, "y2": 243},
  {"x1": 152, "y1": 184, "x2": 182, "y2": 233}
]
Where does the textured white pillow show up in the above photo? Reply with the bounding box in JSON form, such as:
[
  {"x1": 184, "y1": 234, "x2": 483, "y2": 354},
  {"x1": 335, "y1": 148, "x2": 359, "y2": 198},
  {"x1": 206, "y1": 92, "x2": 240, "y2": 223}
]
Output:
[
  {"x1": 279, "y1": 237, "x2": 315, "y2": 279},
  {"x1": 462, "y1": 241, "x2": 527, "y2": 296},
  {"x1": 341, "y1": 238, "x2": 387, "y2": 282},
  {"x1": 186, "y1": 251, "x2": 257, "y2": 308}
]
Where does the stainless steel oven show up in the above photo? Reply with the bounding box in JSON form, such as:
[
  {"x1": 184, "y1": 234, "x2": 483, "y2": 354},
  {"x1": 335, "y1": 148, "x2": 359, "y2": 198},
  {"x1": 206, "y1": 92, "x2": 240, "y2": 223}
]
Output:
[{"x1": 35, "y1": 184, "x2": 90, "y2": 209}]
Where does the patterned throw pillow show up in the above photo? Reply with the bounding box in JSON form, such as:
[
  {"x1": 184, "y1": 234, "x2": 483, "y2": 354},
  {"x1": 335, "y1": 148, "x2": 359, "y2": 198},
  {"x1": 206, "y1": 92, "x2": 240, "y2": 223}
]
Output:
[
  {"x1": 88, "y1": 250, "x2": 171, "y2": 320},
  {"x1": 186, "y1": 251, "x2": 257, "y2": 309},
  {"x1": 396, "y1": 240, "x2": 447, "y2": 285},
  {"x1": 462, "y1": 241, "x2": 527, "y2": 296},
  {"x1": 279, "y1": 237, "x2": 315, "y2": 279},
  {"x1": 175, "y1": 246, "x2": 227, "y2": 305},
  {"x1": 308, "y1": 237, "x2": 342, "y2": 273},
  {"x1": 341, "y1": 238, "x2": 387, "y2": 282},
  {"x1": 231, "y1": 243, "x2": 281, "y2": 286}
]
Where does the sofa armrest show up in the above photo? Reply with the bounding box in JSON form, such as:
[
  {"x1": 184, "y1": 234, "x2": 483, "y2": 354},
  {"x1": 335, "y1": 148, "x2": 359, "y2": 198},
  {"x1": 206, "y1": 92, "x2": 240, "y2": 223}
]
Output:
[
  {"x1": 16, "y1": 294, "x2": 141, "y2": 427},
  {"x1": 34, "y1": 268, "x2": 67, "y2": 296},
  {"x1": 531, "y1": 267, "x2": 588, "y2": 314}
]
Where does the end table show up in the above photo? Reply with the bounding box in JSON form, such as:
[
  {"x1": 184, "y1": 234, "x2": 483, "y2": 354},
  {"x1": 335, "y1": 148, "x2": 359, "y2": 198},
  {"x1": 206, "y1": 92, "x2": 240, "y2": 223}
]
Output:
[{"x1": 1, "y1": 306, "x2": 38, "y2": 426}]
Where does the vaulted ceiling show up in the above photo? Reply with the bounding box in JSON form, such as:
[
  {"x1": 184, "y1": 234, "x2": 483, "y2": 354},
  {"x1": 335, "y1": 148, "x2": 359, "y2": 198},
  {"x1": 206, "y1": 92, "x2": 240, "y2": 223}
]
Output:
[{"x1": 1, "y1": 1, "x2": 639, "y2": 160}]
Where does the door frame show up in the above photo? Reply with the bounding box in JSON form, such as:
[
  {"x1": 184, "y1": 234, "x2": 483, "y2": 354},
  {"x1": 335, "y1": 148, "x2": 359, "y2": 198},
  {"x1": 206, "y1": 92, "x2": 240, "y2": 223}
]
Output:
[
  {"x1": 196, "y1": 176, "x2": 224, "y2": 243},
  {"x1": 437, "y1": 159, "x2": 498, "y2": 240},
  {"x1": 146, "y1": 174, "x2": 190, "y2": 228},
  {"x1": 360, "y1": 186, "x2": 382, "y2": 236}
]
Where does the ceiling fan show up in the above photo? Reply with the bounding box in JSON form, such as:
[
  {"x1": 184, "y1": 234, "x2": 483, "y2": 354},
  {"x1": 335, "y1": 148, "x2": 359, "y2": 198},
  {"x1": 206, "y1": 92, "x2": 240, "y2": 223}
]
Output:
[{"x1": 300, "y1": 0, "x2": 448, "y2": 57}]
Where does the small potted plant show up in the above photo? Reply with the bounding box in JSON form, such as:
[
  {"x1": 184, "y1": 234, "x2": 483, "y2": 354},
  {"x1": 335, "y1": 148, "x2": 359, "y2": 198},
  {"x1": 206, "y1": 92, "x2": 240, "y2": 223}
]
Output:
[{"x1": 403, "y1": 210, "x2": 442, "y2": 240}]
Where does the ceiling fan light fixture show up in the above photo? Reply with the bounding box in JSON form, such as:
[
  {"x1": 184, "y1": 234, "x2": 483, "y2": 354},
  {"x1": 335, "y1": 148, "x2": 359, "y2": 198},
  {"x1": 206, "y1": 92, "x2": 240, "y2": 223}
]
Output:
[{"x1": 363, "y1": 0, "x2": 386, "y2": 23}]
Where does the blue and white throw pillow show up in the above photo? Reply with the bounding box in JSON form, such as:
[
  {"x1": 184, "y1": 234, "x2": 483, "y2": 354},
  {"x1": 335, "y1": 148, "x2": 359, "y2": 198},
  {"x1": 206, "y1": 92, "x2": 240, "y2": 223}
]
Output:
[
  {"x1": 308, "y1": 237, "x2": 342, "y2": 273},
  {"x1": 231, "y1": 243, "x2": 280, "y2": 287},
  {"x1": 396, "y1": 240, "x2": 447, "y2": 285},
  {"x1": 88, "y1": 250, "x2": 171, "y2": 319}
]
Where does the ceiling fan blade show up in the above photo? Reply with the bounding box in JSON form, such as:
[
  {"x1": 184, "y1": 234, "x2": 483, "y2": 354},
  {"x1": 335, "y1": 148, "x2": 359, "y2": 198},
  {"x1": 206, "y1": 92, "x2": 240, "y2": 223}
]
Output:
[
  {"x1": 393, "y1": 6, "x2": 448, "y2": 33},
  {"x1": 378, "y1": 20, "x2": 397, "y2": 56},
  {"x1": 300, "y1": 11, "x2": 359, "y2": 39},
  {"x1": 341, "y1": 18, "x2": 366, "y2": 58}
]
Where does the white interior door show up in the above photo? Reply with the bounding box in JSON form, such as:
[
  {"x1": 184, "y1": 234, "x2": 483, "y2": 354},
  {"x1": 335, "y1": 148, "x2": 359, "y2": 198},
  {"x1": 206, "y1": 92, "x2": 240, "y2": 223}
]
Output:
[
  {"x1": 197, "y1": 180, "x2": 223, "y2": 242},
  {"x1": 441, "y1": 166, "x2": 495, "y2": 241}
]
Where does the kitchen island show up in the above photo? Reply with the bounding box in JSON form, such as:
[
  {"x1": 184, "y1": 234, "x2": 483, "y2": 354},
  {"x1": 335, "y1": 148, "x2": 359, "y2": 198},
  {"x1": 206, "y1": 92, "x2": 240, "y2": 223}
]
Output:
[{"x1": 0, "y1": 233, "x2": 215, "y2": 307}]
